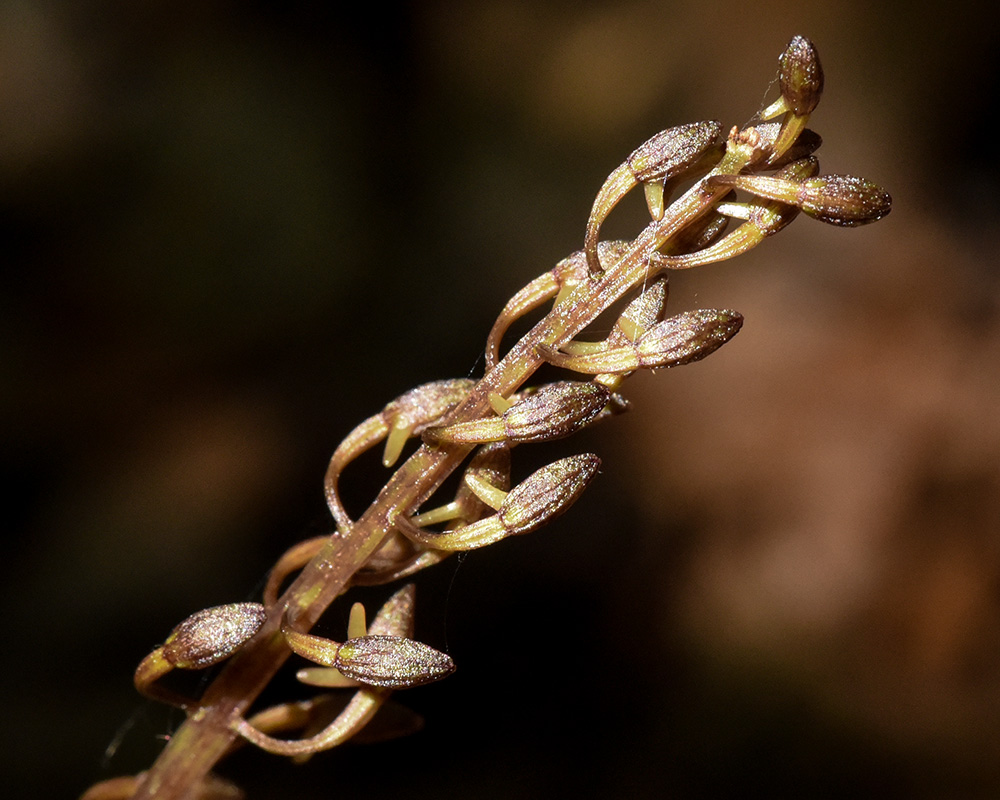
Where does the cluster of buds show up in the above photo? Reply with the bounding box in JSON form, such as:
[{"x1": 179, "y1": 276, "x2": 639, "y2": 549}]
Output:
[{"x1": 93, "y1": 36, "x2": 890, "y2": 800}]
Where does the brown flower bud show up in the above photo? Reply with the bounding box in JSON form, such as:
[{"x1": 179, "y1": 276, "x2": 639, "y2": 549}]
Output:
[
  {"x1": 585, "y1": 122, "x2": 722, "y2": 274},
  {"x1": 335, "y1": 635, "x2": 455, "y2": 689},
  {"x1": 797, "y1": 174, "x2": 893, "y2": 226},
  {"x1": 634, "y1": 310, "x2": 744, "y2": 368},
  {"x1": 424, "y1": 381, "x2": 610, "y2": 445},
  {"x1": 497, "y1": 453, "x2": 601, "y2": 536},
  {"x1": 779, "y1": 35, "x2": 824, "y2": 116},
  {"x1": 539, "y1": 310, "x2": 742, "y2": 373},
  {"x1": 707, "y1": 172, "x2": 891, "y2": 227},
  {"x1": 627, "y1": 121, "x2": 724, "y2": 182},
  {"x1": 162, "y1": 603, "x2": 266, "y2": 669},
  {"x1": 383, "y1": 379, "x2": 476, "y2": 435},
  {"x1": 381, "y1": 378, "x2": 477, "y2": 465},
  {"x1": 503, "y1": 382, "x2": 610, "y2": 441}
]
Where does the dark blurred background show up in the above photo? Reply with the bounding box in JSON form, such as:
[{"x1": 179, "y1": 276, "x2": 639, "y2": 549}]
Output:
[{"x1": 3, "y1": 1, "x2": 999, "y2": 797}]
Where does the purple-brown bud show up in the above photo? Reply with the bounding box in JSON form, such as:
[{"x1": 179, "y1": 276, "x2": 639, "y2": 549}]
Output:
[
  {"x1": 707, "y1": 172, "x2": 891, "y2": 227},
  {"x1": 634, "y1": 310, "x2": 744, "y2": 368},
  {"x1": 162, "y1": 602, "x2": 266, "y2": 670},
  {"x1": 779, "y1": 35, "x2": 824, "y2": 116},
  {"x1": 335, "y1": 635, "x2": 455, "y2": 689},
  {"x1": 538, "y1": 310, "x2": 743, "y2": 373},
  {"x1": 384, "y1": 379, "x2": 476, "y2": 433},
  {"x1": 797, "y1": 174, "x2": 892, "y2": 226},
  {"x1": 627, "y1": 121, "x2": 723, "y2": 182},
  {"x1": 503, "y1": 382, "x2": 610, "y2": 441},
  {"x1": 424, "y1": 381, "x2": 611, "y2": 445},
  {"x1": 497, "y1": 453, "x2": 601, "y2": 536}
]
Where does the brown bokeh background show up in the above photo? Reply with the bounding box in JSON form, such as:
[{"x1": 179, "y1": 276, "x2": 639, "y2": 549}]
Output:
[{"x1": 3, "y1": 1, "x2": 998, "y2": 797}]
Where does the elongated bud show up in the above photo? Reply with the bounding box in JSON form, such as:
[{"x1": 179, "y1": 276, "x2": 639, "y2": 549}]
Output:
[
  {"x1": 424, "y1": 381, "x2": 610, "y2": 445},
  {"x1": 708, "y1": 172, "x2": 891, "y2": 226},
  {"x1": 539, "y1": 310, "x2": 742, "y2": 373},
  {"x1": 779, "y1": 35, "x2": 823, "y2": 116},
  {"x1": 498, "y1": 453, "x2": 601, "y2": 536},
  {"x1": 627, "y1": 121, "x2": 724, "y2": 182},
  {"x1": 384, "y1": 379, "x2": 475, "y2": 430},
  {"x1": 585, "y1": 121, "x2": 722, "y2": 274},
  {"x1": 502, "y1": 382, "x2": 610, "y2": 441},
  {"x1": 635, "y1": 310, "x2": 744, "y2": 368},
  {"x1": 162, "y1": 603, "x2": 266, "y2": 669},
  {"x1": 395, "y1": 454, "x2": 601, "y2": 552},
  {"x1": 335, "y1": 635, "x2": 455, "y2": 689},
  {"x1": 798, "y1": 174, "x2": 892, "y2": 226}
]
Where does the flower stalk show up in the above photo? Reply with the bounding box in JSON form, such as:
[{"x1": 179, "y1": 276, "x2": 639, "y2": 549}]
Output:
[{"x1": 83, "y1": 36, "x2": 890, "y2": 800}]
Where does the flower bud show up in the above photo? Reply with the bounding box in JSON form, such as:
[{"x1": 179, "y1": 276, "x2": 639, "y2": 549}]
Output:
[
  {"x1": 797, "y1": 174, "x2": 893, "y2": 226},
  {"x1": 634, "y1": 310, "x2": 744, "y2": 368},
  {"x1": 424, "y1": 382, "x2": 611, "y2": 445},
  {"x1": 382, "y1": 378, "x2": 476, "y2": 465},
  {"x1": 502, "y1": 382, "x2": 610, "y2": 442},
  {"x1": 779, "y1": 35, "x2": 823, "y2": 116},
  {"x1": 539, "y1": 310, "x2": 742, "y2": 373},
  {"x1": 335, "y1": 635, "x2": 455, "y2": 689},
  {"x1": 707, "y1": 172, "x2": 891, "y2": 227},
  {"x1": 162, "y1": 602, "x2": 266, "y2": 669},
  {"x1": 385, "y1": 379, "x2": 476, "y2": 433},
  {"x1": 497, "y1": 453, "x2": 601, "y2": 536},
  {"x1": 627, "y1": 121, "x2": 723, "y2": 182},
  {"x1": 585, "y1": 122, "x2": 722, "y2": 274}
]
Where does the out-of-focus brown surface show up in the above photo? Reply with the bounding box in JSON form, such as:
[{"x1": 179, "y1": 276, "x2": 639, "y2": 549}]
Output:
[{"x1": 4, "y1": 2, "x2": 998, "y2": 797}]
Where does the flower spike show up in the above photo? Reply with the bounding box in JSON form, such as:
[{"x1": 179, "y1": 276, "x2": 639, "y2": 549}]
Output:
[{"x1": 98, "y1": 37, "x2": 897, "y2": 800}]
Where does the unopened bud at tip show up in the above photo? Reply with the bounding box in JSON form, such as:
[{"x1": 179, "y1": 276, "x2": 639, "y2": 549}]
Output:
[{"x1": 779, "y1": 35, "x2": 824, "y2": 116}]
